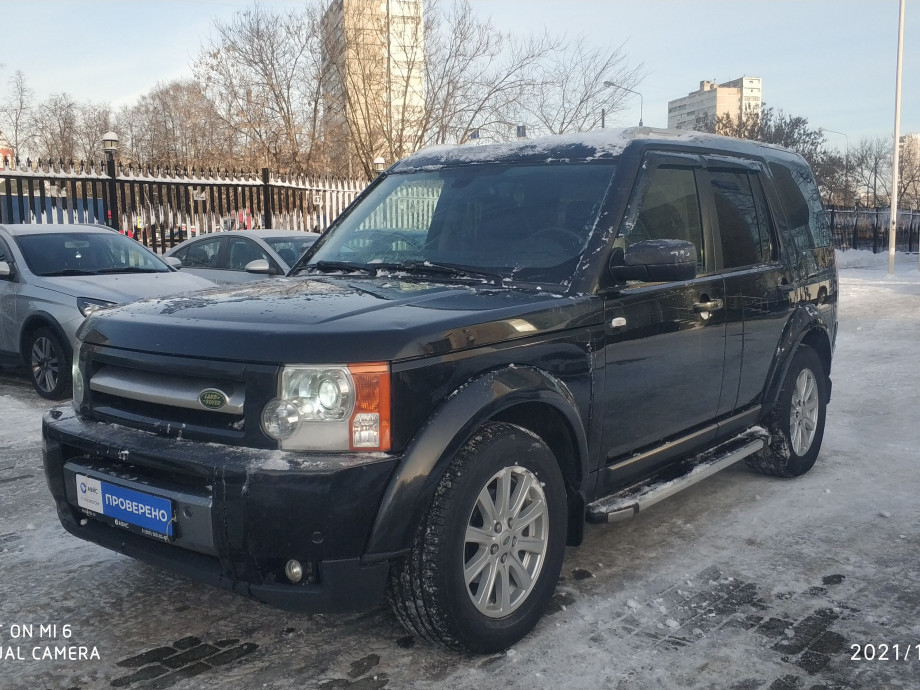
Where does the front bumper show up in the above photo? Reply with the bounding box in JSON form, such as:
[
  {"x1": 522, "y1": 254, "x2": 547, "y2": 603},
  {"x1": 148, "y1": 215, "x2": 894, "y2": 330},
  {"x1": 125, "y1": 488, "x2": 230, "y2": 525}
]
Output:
[{"x1": 42, "y1": 407, "x2": 400, "y2": 613}]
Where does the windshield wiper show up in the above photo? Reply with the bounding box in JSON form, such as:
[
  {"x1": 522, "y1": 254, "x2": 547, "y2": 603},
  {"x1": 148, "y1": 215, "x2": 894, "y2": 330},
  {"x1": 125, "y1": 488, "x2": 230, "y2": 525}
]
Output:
[
  {"x1": 303, "y1": 259, "x2": 506, "y2": 285},
  {"x1": 38, "y1": 269, "x2": 98, "y2": 277},
  {"x1": 387, "y1": 261, "x2": 505, "y2": 285},
  {"x1": 96, "y1": 266, "x2": 162, "y2": 274},
  {"x1": 305, "y1": 260, "x2": 378, "y2": 276}
]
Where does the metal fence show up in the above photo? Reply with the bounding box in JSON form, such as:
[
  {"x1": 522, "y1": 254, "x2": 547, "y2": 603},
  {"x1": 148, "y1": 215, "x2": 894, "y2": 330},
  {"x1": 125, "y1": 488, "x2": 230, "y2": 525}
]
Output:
[
  {"x1": 3, "y1": 156, "x2": 920, "y2": 255},
  {"x1": 0, "y1": 157, "x2": 366, "y2": 252},
  {"x1": 828, "y1": 207, "x2": 920, "y2": 253}
]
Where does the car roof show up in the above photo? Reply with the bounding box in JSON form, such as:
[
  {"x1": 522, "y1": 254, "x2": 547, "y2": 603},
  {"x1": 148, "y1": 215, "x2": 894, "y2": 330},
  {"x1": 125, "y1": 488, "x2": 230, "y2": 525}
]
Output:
[
  {"x1": 392, "y1": 126, "x2": 802, "y2": 172},
  {"x1": 188, "y1": 229, "x2": 319, "y2": 240},
  {"x1": 0, "y1": 223, "x2": 116, "y2": 236},
  {"x1": 242, "y1": 230, "x2": 319, "y2": 240}
]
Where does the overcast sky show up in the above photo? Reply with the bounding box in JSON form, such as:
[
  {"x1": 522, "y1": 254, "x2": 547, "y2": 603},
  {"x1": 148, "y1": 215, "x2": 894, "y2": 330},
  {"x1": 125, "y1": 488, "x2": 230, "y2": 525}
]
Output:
[{"x1": 1, "y1": 0, "x2": 916, "y2": 150}]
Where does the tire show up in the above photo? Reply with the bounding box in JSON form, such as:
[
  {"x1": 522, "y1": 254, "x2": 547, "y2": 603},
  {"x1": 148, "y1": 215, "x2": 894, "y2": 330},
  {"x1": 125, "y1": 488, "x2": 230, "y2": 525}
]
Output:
[
  {"x1": 748, "y1": 346, "x2": 827, "y2": 477},
  {"x1": 387, "y1": 422, "x2": 567, "y2": 653},
  {"x1": 27, "y1": 326, "x2": 72, "y2": 400}
]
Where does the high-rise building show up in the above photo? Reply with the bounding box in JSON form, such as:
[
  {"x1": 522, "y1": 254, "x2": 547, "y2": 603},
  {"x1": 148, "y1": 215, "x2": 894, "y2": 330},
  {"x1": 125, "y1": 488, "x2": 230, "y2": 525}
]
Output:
[
  {"x1": 900, "y1": 133, "x2": 920, "y2": 158},
  {"x1": 668, "y1": 77, "x2": 762, "y2": 131},
  {"x1": 321, "y1": 0, "x2": 426, "y2": 175}
]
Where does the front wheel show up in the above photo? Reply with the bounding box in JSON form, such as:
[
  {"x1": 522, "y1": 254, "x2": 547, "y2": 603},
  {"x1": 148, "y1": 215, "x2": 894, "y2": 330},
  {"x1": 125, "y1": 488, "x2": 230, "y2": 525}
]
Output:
[
  {"x1": 27, "y1": 326, "x2": 72, "y2": 400},
  {"x1": 387, "y1": 422, "x2": 567, "y2": 653},
  {"x1": 748, "y1": 345, "x2": 827, "y2": 477}
]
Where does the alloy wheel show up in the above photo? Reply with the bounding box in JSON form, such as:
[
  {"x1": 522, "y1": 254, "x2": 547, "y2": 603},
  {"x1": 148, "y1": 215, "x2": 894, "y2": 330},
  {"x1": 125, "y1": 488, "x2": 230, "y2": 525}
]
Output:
[
  {"x1": 463, "y1": 465, "x2": 548, "y2": 618},
  {"x1": 31, "y1": 335, "x2": 60, "y2": 394},
  {"x1": 790, "y1": 368, "x2": 819, "y2": 455}
]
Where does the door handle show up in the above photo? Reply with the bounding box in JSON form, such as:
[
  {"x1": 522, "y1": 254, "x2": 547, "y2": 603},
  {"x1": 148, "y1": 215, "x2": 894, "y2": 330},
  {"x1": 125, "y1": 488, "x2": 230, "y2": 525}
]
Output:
[{"x1": 693, "y1": 299, "x2": 724, "y2": 313}]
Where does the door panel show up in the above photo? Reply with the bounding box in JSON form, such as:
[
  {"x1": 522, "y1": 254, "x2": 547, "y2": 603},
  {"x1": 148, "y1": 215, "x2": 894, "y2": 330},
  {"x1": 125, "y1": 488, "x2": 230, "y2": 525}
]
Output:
[
  {"x1": 0, "y1": 239, "x2": 18, "y2": 354},
  {"x1": 603, "y1": 276, "x2": 726, "y2": 461}
]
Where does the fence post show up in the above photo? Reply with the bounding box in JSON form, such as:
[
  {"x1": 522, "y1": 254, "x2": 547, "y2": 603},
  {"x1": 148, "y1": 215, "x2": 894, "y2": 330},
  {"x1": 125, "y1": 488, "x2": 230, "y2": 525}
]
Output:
[
  {"x1": 872, "y1": 207, "x2": 879, "y2": 253},
  {"x1": 851, "y1": 206, "x2": 858, "y2": 250},
  {"x1": 262, "y1": 168, "x2": 273, "y2": 229}
]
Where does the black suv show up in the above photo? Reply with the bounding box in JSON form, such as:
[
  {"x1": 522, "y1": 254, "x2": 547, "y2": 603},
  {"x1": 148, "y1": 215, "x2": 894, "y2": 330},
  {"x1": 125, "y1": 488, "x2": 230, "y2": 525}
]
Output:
[{"x1": 43, "y1": 128, "x2": 837, "y2": 653}]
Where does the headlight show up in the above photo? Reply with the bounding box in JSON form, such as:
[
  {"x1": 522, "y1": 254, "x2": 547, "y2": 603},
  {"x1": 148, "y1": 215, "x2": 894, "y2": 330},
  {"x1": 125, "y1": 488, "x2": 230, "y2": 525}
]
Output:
[
  {"x1": 261, "y1": 363, "x2": 390, "y2": 452},
  {"x1": 77, "y1": 297, "x2": 117, "y2": 317}
]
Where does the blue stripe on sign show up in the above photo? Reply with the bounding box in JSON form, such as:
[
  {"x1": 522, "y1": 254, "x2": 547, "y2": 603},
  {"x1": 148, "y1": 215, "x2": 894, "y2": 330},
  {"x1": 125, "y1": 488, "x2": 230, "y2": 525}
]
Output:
[{"x1": 101, "y1": 481, "x2": 173, "y2": 536}]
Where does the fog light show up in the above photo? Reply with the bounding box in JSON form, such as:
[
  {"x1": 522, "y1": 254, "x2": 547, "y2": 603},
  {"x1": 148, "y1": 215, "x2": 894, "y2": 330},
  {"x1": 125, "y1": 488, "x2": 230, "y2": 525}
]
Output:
[
  {"x1": 262, "y1": 399, "x2": 301, "y2": 440},
  {"x1": 285, "y1": 559, "x2": 303, "y2": 583}
]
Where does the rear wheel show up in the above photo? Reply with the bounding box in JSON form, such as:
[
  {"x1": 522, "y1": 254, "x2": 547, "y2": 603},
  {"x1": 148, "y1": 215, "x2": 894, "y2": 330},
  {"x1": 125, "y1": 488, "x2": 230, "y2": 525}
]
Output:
[
  {"x1": 748, "y1": 346, "x2": 827, "y2": 477},
  {"x1": 27, "y1": 326, "x2": 72, "y2": 400},
  {"x1": 387, "y1": 422, "x2": 567, "y2": 653}
]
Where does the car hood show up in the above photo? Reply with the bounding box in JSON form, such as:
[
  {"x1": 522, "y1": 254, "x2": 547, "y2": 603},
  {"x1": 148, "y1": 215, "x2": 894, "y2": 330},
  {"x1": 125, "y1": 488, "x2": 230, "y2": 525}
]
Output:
[
  {"x1": 36, "y1": 272, "x2": 216, "y2": 303},
  {"x1": 79, "y1": 276, "x2": 599, "y2": 363}
]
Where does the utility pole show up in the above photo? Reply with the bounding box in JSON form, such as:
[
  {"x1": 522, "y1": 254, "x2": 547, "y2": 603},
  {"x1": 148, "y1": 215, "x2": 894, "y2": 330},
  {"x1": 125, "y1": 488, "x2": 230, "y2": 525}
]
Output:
[{"x1": 889, "y1": 0, "x2": 905, "y2": 274}]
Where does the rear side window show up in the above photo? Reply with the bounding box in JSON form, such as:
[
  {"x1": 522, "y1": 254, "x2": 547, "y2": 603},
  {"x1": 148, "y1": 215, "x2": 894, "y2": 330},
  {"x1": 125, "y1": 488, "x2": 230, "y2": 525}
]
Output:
[
  {"x1": 709, "y1": 170, "x2": 774, "y2": 269},
  {"x1": 769, "y1": 161, "x2": 832, "y2": 249}
]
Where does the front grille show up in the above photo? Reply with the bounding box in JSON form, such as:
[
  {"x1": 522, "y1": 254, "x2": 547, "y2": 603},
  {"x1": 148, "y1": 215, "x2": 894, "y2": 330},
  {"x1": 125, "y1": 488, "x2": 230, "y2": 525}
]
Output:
[{"x1": 84, "y1": 346, "x2": 279, "y2": 448}]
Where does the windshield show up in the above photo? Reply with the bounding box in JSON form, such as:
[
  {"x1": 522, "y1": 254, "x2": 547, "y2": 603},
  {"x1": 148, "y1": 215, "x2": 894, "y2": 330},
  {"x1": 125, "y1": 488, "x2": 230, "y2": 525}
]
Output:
[
  {"x1": 303, "y1": 162, "x2": 616, "y2": 286},
  {"x1": 15, "y1": 231, "x2": 171, "y2": 276}
]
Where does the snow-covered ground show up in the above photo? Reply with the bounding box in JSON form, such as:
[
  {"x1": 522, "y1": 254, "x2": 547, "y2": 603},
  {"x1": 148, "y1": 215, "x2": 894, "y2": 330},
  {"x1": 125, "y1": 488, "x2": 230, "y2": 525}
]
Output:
[{"x1": 1, "y1": 251, "x2": 919, "y2": 689}]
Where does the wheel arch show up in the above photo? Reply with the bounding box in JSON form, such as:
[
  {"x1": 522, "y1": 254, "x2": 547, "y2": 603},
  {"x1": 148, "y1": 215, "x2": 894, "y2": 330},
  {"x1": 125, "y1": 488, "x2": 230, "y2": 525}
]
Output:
[
  {"x1": 18, "y1": 312, "x2": 71, "y2": 364},
  {"x1": 365, "y1": 365, "x2": 590, "y2": 558},
  {"x1": 762, "y1": 305, "x2": 833, "y2": 415}
]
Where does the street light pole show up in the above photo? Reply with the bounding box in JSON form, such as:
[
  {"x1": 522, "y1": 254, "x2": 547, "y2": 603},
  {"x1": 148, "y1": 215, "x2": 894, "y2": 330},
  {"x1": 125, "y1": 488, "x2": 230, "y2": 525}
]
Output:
[
  {"x1": 822, "y1": 128, "x2": 849, "y2": 207},
  {"x1": 888, "y1": 0, "x2": 905, "y2": 275},
  {"x1": 101, "y1": 131, "x2": 120, "y2": 232},
  {"x1": 604, "y1": 81, "x2": 643, "y2": 126}
]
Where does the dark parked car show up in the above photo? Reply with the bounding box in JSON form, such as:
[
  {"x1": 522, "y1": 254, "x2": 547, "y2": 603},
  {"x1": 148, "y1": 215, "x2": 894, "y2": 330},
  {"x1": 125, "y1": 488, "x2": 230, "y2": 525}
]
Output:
[
  {"x1": 165, "y1": 229, "x2": 320, "y2": 283},
  {"x1": 0, "y1": 223, "x2": 214, "y2": 398},
  {"x1": 43, "y1": 129, "x2": 837, "y2": 653}
]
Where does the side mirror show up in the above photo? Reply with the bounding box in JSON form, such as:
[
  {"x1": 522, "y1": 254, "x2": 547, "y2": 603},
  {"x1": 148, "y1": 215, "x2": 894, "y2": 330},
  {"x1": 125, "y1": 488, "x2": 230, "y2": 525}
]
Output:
[
  {"x1": 0, "y1": 261, "x2": 10, "y2": 278},
  {"x1": 608, "y1": 239, "x2": 697, "y2": 283},
  {"x1": 245, "y1": 259, "x2": 273, "y2": 274},
  {"x1": 163, "y1": 256, "x2": 182, "y2": 269}
]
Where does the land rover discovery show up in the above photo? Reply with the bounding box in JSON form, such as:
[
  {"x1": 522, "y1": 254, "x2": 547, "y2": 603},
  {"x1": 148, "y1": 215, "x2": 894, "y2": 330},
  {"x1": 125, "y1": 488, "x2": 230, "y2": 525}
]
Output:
[{"x1": 43, "y1": 128, "x2": 837, "y2": 653}]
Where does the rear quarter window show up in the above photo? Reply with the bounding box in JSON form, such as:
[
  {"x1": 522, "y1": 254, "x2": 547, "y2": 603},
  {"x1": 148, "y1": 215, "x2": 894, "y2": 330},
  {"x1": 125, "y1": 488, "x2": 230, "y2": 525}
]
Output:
[
  {"x1": 768, "y1": 160, "x2": 833, "y2": 275},
  {"x1": 769, "y1": 161, "x2": 832, "y2": 249}
]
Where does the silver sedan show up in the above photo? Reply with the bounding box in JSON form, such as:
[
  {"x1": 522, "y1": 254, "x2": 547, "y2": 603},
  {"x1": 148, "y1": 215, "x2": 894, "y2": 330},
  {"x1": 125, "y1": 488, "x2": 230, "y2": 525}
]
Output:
[
  {"x1": 165, "y1": 229, "x2": 320, "y2": 284},
  {"x1": 0, "y1": 223, "x2": 215, "y2": 399}
]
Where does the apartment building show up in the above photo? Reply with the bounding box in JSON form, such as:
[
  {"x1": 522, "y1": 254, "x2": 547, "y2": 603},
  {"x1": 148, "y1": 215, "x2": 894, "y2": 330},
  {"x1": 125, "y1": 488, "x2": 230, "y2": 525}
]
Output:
[
  {"x1": 901, "y1": 133, "x2": 920, "y2": 157},
  {"x1": 321, "y1": 0, "x2": 426, "y2": 172},
  {"x1": 668, "y1": 77, "x2": 762, "y2": 131}
]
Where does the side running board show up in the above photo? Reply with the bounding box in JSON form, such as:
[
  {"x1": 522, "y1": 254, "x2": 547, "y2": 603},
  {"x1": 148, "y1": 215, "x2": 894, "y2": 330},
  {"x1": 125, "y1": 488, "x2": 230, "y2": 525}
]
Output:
[{"x1": 586, "y1": 428, "x2": 770, "y2": 524}]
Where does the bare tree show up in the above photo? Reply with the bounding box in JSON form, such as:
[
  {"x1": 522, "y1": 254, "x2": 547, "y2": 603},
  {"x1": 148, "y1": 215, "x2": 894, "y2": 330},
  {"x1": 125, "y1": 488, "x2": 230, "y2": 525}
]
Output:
[
  {"x1": 74, "y1": 101, "x2": 115, "y2": 162},
  {"x1": 851, "y1": 137, "x2": 891, "y2": 208},
  {"x1": 194, "y1": 3, "x2": 327, "y2": 173},
  {"x1": 516, "y1": 36, "x2": 643, "y2": 136},
  {"x1": 121, "y1": 81, "x2": 226, "y2": 169},
  {"x1": 896, "y1": 138, "x2": 920, "y2": 208},
  {"x1": 419, "y1": 0, "x2": 552, "y2": 147},
  {"x1": 32, "y1": 93, "x2": 79, "y2": 162},
  {"x1": 0, "y1": 70, "x2": 35, "y2": 161}
]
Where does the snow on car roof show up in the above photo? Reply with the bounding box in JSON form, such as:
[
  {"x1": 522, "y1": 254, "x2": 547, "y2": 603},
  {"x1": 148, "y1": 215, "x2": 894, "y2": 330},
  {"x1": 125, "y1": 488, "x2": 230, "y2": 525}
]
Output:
[{"x1": 393, "y1": 127, "x2": 797, "y2": 171}]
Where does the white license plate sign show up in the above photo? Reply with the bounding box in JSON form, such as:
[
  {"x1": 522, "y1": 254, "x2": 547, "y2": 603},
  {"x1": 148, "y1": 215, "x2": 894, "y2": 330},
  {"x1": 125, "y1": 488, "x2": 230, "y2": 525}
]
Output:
[{"x1": 75, "y1": 474, "x2": 174, "y2": 539}]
